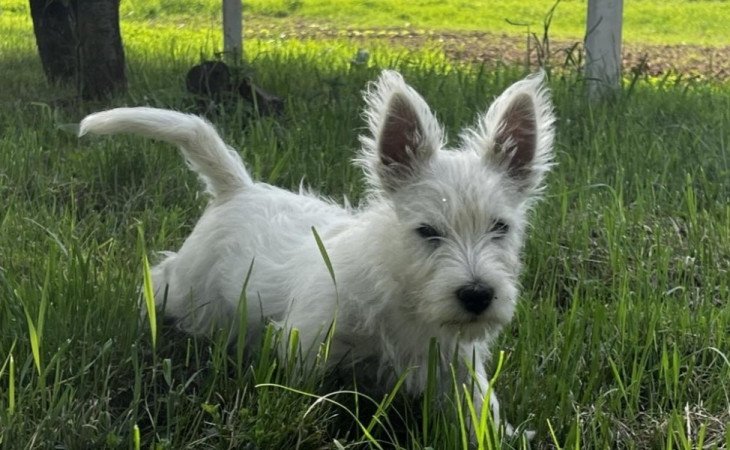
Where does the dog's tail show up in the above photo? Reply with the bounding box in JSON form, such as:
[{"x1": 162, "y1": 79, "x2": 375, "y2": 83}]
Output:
[{"x1": 79, "y1": 107, "x2": 252, "y2": 197}]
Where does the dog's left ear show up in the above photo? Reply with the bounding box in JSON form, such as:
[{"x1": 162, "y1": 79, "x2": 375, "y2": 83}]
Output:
[
  {"x1": 475, "y1": 71, "x2": 555, "y2": 194},
  {"x1": 359, "y1": 70, "x2": 443, "y2": 192}
]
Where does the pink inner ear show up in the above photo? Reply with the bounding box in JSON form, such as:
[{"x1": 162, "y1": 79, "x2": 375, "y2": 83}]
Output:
[
  {"x1": 379, "y1": 93, "x2": 422, "y2": 168},
  {"x1": 495, "y1": 93, "x2": 537, "y2": 175}
]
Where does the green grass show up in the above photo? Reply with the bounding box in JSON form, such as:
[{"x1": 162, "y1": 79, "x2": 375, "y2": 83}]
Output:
[
  {"x1": 237, "y1": 0, "x2": 730, "y2": 46},
  {"x1": 3, "y1": 0, "x2": 730, "y2": 48},
  {"x1": 1, "y1": 1, "x2": 730, "y2": 449},
  {"x1": 141, "y1": 0, "x2": 730, "y2": 47},
  {"x1": 115, "y1": 0, "x2": 730, "y2": 46}
]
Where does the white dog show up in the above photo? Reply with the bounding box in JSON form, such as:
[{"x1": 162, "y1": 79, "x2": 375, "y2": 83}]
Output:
[{"x1": 79, "y1": 70, "x2": 554, "y2": 438}]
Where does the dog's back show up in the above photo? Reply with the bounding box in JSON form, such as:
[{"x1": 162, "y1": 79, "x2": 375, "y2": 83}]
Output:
[{"x1": 79, "y1": 107, "x2": 350, "y2": 340}]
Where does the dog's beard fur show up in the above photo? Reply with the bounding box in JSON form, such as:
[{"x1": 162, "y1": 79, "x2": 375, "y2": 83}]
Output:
[{"x1": 79, "y1": 69, "x2": 554, "y2": 437}]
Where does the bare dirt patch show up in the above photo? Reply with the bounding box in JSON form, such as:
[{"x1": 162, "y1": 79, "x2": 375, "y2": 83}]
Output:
[{"x1": 245, "y1": 20, "x2": 730, "y2": 81}]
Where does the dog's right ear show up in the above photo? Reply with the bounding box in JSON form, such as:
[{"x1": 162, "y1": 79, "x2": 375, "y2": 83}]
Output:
[
  {"x1": 358, "y1": 70, "x2": 443, "y2": 193},
  {"x1": 467, "y1": 71, "x2": 555, "y2": 195}
]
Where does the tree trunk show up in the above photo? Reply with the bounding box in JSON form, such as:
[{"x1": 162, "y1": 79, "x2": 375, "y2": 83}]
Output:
[
  {"x1": 76, "y1": 0, "x2": 126, "y2": 99},
  {"x1": 29, "y1": 0, "x2": 76, "y2": 83},
  {"x1": 29, "y1": 0, "x2": 127, "y2": 100},
  {"x1": 585, "y1": 0, "x2": 623, "y2": 100}
]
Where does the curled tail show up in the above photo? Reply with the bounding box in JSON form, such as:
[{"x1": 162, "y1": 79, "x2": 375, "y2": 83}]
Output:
[{"x1": 79, "y1": 107, "x2": 252, "y2": 197}]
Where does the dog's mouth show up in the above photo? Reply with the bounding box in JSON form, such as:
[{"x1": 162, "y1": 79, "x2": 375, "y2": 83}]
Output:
[
  {"x1": 441, "y1": 316, "x2": 480, "y2": 326},
  {"x1": 438, "y1": 317, "x2": 494, "y2": 341},
  {"x1": 440, "y1": 315, "x2": 487, "y2": 331},
  {"x1": 440, "y1": 312, "x2": 505, "y2": 331}
]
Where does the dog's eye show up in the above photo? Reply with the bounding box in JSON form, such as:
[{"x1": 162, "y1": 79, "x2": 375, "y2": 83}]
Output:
[
  {"x1": 490, "y1": 220, "x2": 510, "y2": 239},
  {"x1": 416, "y1": 224, "x2": 443, "y2": 243}
]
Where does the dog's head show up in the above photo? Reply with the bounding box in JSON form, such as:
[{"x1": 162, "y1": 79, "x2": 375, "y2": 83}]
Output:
[{"x1": 358, "y1": 70, "x2": 554, "y2": 339}]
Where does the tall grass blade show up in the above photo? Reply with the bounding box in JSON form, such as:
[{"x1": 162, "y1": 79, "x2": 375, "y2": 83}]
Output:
[
  {"x1": 132, "y1": 424, "x2": 141, "y2": 450},
  {"x1": 7, "y1": 353, "x2": 15, "y2": 416},
  {"x1": 235, "y1": 258, "x2": 255, "y2": 380},
  {"x1": 141, "y1": 253, "x2": 157, "y2": 351},
  {"x1": 547, "y1": 418, "x2": 562, "y2": 449},
  {"x1": 311, "y1": 226, "x2": 336, "y2": 285},
  {"x1": 311, "y1": 226, "x2": 338, "y2": 364},
  {"x1": 22, "y1": 305, "x2": 41, "y2": 377}
]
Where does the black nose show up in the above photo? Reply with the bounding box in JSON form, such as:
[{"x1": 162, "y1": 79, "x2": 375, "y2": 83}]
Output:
[{"x1": 456, "y1": 284, "x2": 494, "y2": 315}]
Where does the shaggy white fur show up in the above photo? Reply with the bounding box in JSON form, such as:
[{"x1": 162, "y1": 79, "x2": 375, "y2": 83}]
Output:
[{"x1": 79, "y1": 69, "x2": 554, "y2": 438}]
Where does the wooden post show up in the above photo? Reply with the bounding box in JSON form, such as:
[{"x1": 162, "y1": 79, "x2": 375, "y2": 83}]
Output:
[
  {"x1": 585, "y1": 0, "x2": 623, "y2": 100},
  {"x1": 222, "y1": 0, "x2": 242, "y2": 61}
]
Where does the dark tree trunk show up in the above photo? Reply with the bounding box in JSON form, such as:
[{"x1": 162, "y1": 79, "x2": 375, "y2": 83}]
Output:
[
  {"x1": 29, "y1": 0, "x2": 76, "y2": 82},
  {"x1": 76, "y1": 0, "x2": 126, "y2": 99},
  {"x1": 29, "y1": 0, "x2": 127, "y2": 100}
]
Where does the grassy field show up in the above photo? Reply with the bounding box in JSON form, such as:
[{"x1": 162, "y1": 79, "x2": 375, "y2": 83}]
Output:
[
  {"x1": 5, "y1": 0, "x2": 728, "y2": 49},
  {"x1": 115, "y1": 0, "x2": 730, "y2": 46},
  {"x1": 240, "y1": 0, "x2": 729, "y2": 46},
  {"x1": 1, "y1": 1, "x2": 729, "y2": 449}
]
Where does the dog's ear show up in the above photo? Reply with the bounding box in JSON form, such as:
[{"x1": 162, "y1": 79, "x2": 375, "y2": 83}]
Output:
[
  {"x1": 473, "y1": 72, "x2": 555, "y2": 194},
  {"x1": 358, "y1": 70, "x2": 443, "y2": 192}
]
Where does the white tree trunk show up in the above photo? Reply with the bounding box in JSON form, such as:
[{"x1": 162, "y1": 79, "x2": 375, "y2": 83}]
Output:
[
  {"x1": 585, "y1": 0, "x2": 623, "y2": 99},
  {"x1": 223, "y1": 0, "x2": 243, "y2": 60}
]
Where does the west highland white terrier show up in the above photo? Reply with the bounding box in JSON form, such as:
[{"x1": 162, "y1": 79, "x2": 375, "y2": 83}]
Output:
[{"x1": 79, "y1": 70, "x2": 554, "y2": 438}]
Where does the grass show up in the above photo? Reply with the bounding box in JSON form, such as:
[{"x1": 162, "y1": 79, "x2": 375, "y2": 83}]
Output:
[
  {"x1": 3, "y1": 0, "x2": 730, "y2": 49},
  {"x1": 115, "y1": 0, "x2": 730, "y2": 47},
  {"x1": 238, "y1": 0, "x2": 729, "y2": 46},
  {"x1": 1, "y1": 1, "x2": 729, "y2": 449}
]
